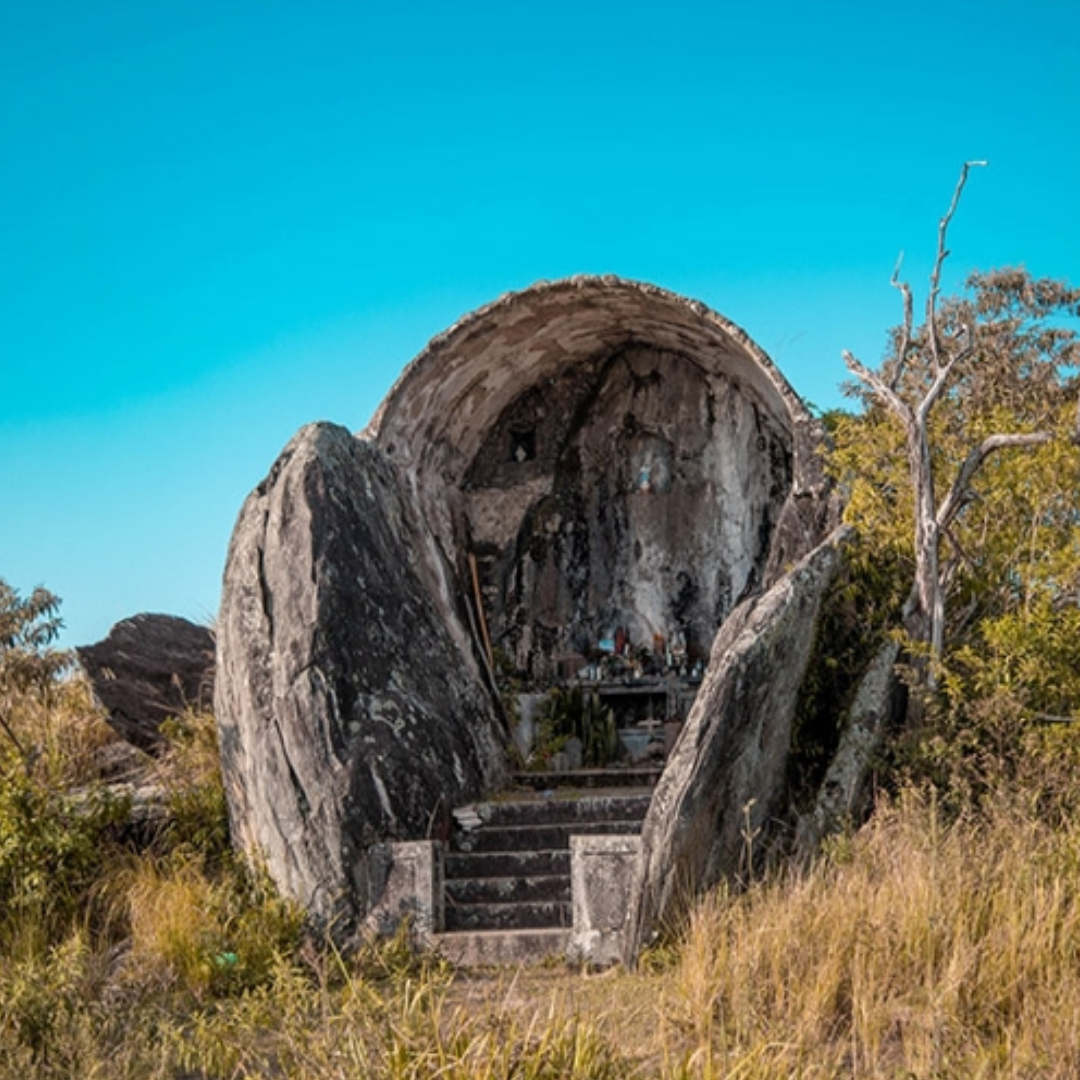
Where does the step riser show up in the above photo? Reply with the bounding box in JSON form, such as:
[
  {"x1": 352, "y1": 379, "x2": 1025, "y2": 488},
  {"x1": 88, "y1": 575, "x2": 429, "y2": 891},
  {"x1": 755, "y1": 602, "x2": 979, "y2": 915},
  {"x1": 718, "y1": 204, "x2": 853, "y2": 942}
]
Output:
[
  {"x1": 445, "y1": 900, "x2": 571, "y2": 932},
  {"x1": 456, "y1": 819, "x2": 643, "y2": 854},
  {"x1": 511, "y1": 769, "x2": 662, "y2": 790},
  {"x1": 442, "y1": 786, "x2": 647, "y2": 942},
  {"x1": 476, "y1": 795, "x2": 652, "y2": 828},
  {"x1": 445, "y1": 850, "x2": 569, "y2": 879},
  {"x1": 434, "y1": 929, "x2": 571, "y2": 966},
  {"x1": 446, "y1": 875, "x2": 570, "y2": 905}
]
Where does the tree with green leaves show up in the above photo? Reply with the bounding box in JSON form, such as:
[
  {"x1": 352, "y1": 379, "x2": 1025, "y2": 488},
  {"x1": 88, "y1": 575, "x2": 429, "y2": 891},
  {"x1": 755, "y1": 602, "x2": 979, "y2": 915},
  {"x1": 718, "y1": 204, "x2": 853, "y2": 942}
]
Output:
[
  {"x1": 0, "y1": 580, "x2": 69, "y2": 770},
  {"x1": 836, "y1": 165, "x2": 1080, "y2": 722}
]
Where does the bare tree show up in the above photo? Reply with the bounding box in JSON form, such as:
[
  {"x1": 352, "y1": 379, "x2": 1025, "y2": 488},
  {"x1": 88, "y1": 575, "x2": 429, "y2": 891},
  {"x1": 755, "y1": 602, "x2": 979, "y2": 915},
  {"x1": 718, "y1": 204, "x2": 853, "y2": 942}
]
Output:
[{"x1": 842, "y1": 163, "x2": 1051, "y2": 684}]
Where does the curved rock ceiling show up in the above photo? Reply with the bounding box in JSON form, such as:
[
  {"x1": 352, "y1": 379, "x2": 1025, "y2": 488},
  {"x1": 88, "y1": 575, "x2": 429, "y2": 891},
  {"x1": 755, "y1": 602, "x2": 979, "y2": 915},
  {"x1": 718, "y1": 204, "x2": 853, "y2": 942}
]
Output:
[
  {"x1": 366, "y1": 276, "x2": 817, "y2": 491},
  {"x1": 364, "y1": 276, "x2": 825, "y2": 682}
]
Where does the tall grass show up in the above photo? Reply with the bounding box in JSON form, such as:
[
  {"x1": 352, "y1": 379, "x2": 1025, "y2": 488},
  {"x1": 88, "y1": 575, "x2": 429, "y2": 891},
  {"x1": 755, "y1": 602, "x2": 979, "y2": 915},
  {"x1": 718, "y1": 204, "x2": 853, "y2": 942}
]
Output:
[
  {"x1": 662, "y1": 786, "x2": 1080, "y2": 1078},
  {"x1": 5, "y1": 671, "x2": 1080, "y2": 1077}
]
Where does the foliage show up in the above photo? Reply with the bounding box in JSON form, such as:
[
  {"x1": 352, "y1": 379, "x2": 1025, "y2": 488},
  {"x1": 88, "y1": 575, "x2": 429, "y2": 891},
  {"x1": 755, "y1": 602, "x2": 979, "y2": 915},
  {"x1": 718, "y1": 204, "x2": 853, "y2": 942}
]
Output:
[
  {"x1": 0, "y1": 580, "x2": 73, "y2": 770},
  {"x1": 0, "y1": 580, "x2": 130, "y2": 938},
  {"x1": 156, "y1": 710, "x2": 232, "y2": 863},
  {"x1": 0, "y1": 930, "x2": 95, "y2": 1070},
  {"x1": 836, "y1": 268, "x2": 1080, "y2": 624},
  {"x1": 4, "y1": 581, "x2": 1080, "y2": 1074},
  {"x1": 118, "y1": 852, "x2": 304, "y2": 999},
  {"x1": 0, "y1": 581, "x2": 303, "y2": 1018},
  {"x1": 0, "y1": 580, "x2": 68, "y2": 694},
  {"x1": 0, "y1": 771, "x2": 128, "y2": 925},
  {"x1": 662, "y1": 782, "x2": 1080, "y2": 1078},
  {"x1": 833, "y1": 265, "x2": 1080, "y2": 789},
  {"x1": 7, "y1": 774, "x2": 1080, "y2": 1076},
  {"x1": 787, "y1": 532, "x2": 905, "y2": 806},
  {"x1": 841, "y1": 164, "x2": 1079, "y2": 678},
  {"x1": 534, "y1": 684, "x2": 618, "y2": 768}
]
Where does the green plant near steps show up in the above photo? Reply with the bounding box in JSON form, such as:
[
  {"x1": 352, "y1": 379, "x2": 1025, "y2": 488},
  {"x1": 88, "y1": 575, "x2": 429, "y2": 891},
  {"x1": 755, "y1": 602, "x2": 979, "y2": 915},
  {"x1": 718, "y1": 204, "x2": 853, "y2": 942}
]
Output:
[{"x1": 534, "y1": 684, "x2": 618, "y2": 768}]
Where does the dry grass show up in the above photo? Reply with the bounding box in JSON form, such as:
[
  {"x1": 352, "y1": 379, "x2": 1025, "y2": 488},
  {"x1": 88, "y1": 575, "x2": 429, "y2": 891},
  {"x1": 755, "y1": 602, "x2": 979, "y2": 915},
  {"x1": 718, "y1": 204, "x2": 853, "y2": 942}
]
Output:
[
  {"x1": 439, "y1": 786, "x2": 1080, "y2": 1079},
  {"x1": 5, "y1": 679, "x2": 1080, "y2": 1077},
  {"x1": 652, "y1": 787, "x2": 1080, "y2": 1078}
]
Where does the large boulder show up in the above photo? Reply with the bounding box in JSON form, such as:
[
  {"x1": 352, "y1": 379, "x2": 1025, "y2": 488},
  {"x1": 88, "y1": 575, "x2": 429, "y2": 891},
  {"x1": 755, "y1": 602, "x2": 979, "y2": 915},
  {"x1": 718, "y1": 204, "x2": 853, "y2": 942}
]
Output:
[
  {"x1": 215, "y1": 423, "x2": 508, "y2": 934},
  {"x1": 76, "y1": 613, "x2": 215, "y2": 752},
  {"x1": 625, "y1": 527, "x2": 850, "y2": 958},
  {"x1": 215, "y1": 277, "x2": 845, "y2": 946}
]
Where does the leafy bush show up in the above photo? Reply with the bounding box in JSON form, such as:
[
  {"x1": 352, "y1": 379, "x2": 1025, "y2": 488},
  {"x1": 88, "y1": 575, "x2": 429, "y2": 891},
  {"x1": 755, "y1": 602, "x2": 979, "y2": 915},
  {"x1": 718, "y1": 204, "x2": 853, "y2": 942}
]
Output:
[
  {"x1": 156, "y1": 710, "x2": 232, "y2": 863},
  {"x1": 0, "y1": 764, "x2": 129, "y2": 929},
  {"x1": 533, "y1": 684, "x2": 618, "y2": 768}
]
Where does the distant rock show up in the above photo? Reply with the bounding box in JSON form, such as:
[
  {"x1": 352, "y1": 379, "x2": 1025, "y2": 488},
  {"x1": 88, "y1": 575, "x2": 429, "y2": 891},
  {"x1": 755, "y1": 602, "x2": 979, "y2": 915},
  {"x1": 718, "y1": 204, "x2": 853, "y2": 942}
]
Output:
[
  {"x1": 215, "y1": 422, "x2": 509, "y2": 935},
  {"x1": 77, "y1": 614, "x2": 215, "y2": 752}
]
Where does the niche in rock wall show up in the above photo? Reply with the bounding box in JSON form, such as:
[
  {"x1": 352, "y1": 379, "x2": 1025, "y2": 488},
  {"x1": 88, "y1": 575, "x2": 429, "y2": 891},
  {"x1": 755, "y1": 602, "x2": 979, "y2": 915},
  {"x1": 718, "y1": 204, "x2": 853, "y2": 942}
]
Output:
[{"x1": 463, "y1": 343, "x2": 793, "y2": 683}]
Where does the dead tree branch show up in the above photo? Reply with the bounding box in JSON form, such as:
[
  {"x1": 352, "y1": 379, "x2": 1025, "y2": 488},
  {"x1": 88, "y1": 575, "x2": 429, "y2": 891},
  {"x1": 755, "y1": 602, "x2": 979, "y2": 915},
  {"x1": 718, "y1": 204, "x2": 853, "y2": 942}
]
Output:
[
  {"x1": 842, "y1": 162, "x2": 1056, "y2": 692},
  {"x1": 937, "y1": 432, "x2": 1053, "y2": 532}
]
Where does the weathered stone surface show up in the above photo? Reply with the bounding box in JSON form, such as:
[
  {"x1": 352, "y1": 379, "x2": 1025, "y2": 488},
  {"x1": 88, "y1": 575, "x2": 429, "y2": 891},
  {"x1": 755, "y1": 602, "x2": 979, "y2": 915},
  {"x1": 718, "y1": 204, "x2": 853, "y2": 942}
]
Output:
[
  {"x1": 624, "y1": 527, "x2": 850, "y2": 959},
  {"x1": 216, "y1": 277, "x2": 840, "y2": 946},
  {"x1": 365, "y1": 840, "x2": 444, "y2": 939},
  {"x1": 794, "y1": 638, "x2": 903, "y2": 860},
  {"x1": 76, "y1": 614, "x2": 215, "y2": 751},
  {"x1": 569, "y1": 833, "x2": 642, "y2": 967},
  {"x1": 367, "y1": 277, "x2": 831, "y2": 682},
  {"x1": 466, "y1": 343, "x2": 794, "y2": 675},
  {"x1": 215, "y1": 423, "x2": 508, "y2": 934}
]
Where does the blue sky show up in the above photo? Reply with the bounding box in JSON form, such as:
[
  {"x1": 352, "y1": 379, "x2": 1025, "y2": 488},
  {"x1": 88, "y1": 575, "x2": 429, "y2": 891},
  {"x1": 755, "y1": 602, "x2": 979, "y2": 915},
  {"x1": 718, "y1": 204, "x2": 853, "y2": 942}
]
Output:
[{"x1": 2, "y1": 0, "x2": 1077, "y2": 647}]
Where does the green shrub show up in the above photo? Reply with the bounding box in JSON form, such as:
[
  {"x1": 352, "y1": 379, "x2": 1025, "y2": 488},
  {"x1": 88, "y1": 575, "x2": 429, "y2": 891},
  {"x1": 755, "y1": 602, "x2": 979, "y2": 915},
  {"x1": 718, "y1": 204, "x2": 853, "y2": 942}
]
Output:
[
  {"x1": 156, "y1": 710, "x2": 232, "y2": 864},
  {"x1": 0, "y1": 770, "x2": 128, "y2": 928},
  {"x1": 534, "y1": 684, "x2": 618, "y2": 768}
]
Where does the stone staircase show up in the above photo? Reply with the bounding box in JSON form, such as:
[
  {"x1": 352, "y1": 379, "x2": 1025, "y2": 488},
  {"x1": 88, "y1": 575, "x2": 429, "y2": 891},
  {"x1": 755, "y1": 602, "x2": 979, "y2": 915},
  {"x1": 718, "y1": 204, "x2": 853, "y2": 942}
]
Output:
[{"x1": 432, "y1": 780, "x2": 653, "y2": 965}]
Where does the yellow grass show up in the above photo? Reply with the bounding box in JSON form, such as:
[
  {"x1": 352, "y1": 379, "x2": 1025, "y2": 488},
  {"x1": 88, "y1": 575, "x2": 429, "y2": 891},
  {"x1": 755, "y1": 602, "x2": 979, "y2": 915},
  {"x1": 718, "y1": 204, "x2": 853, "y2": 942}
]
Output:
[{"x1": 5, "y1": 682, "x2": 1080, "y2": 1077}]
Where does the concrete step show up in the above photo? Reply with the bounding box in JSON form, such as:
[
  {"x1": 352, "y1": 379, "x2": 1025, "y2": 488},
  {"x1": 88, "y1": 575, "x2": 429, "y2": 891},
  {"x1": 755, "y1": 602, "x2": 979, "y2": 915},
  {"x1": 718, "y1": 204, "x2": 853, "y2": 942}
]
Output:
[
  {"x1": 444, "y1": 898, "x2": 571, "y2": 932},
  {"x1": 432, "y1": 927, "x2": 571, "y2": 966},
  {"x1": 445, "y1": 848, "x2": 569, "y2": 880},
  {"x1": 477, "y1": 792, "x2": 652, "y2": 827},
  {"x1": 511, "y1": 767, "x2": 662, "y2": 790},
  {"x1": 446, "y1": 872, "x2": 570, "y2": 906},
  {"x1": 441, "y1": 785, "x2": 649, "y2": 942},
  {"x1": 455, "y1": 818, "x2": 643, "y2": 854}
]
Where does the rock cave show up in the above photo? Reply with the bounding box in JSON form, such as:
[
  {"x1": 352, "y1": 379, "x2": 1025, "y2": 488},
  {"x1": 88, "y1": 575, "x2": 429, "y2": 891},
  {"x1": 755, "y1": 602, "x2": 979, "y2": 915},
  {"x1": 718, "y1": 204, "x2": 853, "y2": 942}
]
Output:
[{"x1": 216, "y1": 276, "x2": 846, "y2": 961}]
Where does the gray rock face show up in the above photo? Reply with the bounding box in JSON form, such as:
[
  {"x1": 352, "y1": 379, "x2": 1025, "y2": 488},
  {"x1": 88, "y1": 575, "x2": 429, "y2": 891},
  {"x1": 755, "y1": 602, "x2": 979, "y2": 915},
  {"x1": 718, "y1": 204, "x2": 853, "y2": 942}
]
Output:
[
  {"x1": 465, "y1": 343, "x2": 794, "y2": 675},
  {"x1": 76, "y1": 613, "x2": 215, "y2": 752},
  {"x1": 216, "y1": 423, "x2": 508, "y2": 933},
  {"x1": 216, "y1": 277, "x2": 842, "y2": 945},
  {"x1": 369, "y1": 278, "x2": 831, "y2": 682},
  {"x1": 625, "y1": 528, "x2": 850, "y2": 958}
]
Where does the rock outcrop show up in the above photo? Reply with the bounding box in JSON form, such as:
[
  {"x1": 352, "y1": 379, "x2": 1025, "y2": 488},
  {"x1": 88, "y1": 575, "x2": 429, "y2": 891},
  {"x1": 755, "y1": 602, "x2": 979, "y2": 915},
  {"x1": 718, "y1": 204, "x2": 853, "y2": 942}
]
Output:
[
  {"x1": 215, "y1": 276, "x2": 848, "y2": 946},
  {"x1": 624, "y1": 527, "x2": 850, "y2": 958},
  {"x1": 368, "y1": 277, "x2": 832, "y2": 680},
  {"x1": 76, "y1": 613, "x2": 215, "y2": 751},
  {"x1": 215, "y1": 423, "x2": 508, "y2": 934}
]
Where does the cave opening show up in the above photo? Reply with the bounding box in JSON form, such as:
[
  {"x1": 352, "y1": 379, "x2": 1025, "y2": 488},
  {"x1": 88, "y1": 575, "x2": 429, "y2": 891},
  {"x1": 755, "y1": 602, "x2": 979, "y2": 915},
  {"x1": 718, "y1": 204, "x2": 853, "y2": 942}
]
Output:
[{"x1": 461, "y1": 341, "x2": 794, "y2": 765}]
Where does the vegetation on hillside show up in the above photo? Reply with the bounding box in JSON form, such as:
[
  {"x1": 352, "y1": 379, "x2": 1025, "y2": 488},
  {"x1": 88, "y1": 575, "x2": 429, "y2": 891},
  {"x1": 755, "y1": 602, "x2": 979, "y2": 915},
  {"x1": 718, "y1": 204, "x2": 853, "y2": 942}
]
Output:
[
  {"x1": 4, "y1": 615, "x2": 1080, "y2": 1078},
  {"x1": 830, "y1": 262, "x2": 1080, "y2": 799}
]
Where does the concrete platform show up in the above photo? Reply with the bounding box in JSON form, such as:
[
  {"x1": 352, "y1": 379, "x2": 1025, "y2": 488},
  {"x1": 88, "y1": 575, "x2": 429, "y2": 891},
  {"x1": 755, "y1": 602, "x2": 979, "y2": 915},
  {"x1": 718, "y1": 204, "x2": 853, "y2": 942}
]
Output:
[{"x1": 432, "y1": 927, "x2": 572, "y2": 967}]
